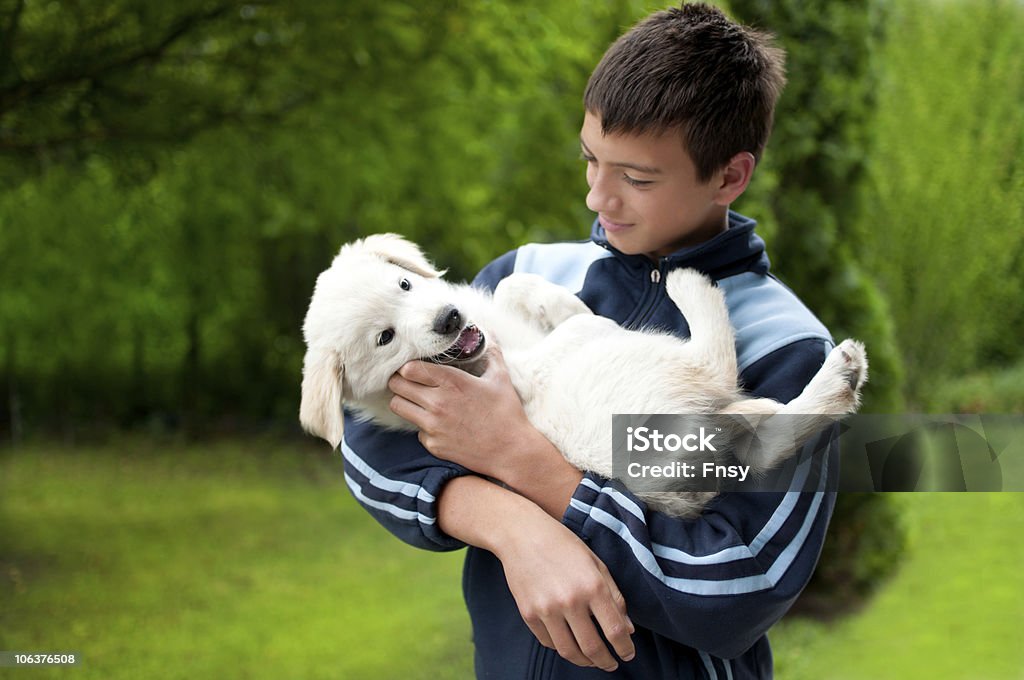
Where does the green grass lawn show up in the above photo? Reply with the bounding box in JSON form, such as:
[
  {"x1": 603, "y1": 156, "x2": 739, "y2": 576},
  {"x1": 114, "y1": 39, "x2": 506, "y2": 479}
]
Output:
[
  {"x1": 2, "y1": 439, "x2": 1022, "y2": 679},
  {"x1": 0, "y1": 438, "x2": 474, "y2": 679},
  {"x1": 772, "y1": 493, "x2": 1024, "y2": 679}
]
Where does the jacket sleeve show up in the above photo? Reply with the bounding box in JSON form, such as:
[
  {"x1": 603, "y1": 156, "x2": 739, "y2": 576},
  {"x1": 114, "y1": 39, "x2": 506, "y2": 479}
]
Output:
[
  {"x1": 341, "y1": 416, "x2": 470, "y2": 551},
  {"x1": 339, "y1": 249, "x2": 520, "y2": 551},
  {"x1": 561, "y1": 337, "x2": 839, "y2": 660}
]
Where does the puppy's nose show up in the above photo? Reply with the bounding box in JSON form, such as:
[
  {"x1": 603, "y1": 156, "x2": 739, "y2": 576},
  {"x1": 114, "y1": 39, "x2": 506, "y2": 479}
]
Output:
[{"x1": 432, "y1": 305, "x2": 463, "y2": 335}]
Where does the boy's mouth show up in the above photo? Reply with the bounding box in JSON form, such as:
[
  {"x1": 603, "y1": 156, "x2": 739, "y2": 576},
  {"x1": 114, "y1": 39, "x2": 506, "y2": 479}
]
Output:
[{"x1": 600, "y1": 215, "x2": 634, "y2": 233}]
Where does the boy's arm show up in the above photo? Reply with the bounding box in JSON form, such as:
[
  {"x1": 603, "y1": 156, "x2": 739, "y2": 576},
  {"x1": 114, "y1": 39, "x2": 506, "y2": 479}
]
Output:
[
  {"x1": 396, "y1": 336, "x2": 837, "y2": 660},
  {"x1": 437, "y1": 475, "x2": 636, "y2": 672},
  {"x1": 342, "y1": 415, "x2": 636, "y2": 672},
  {"x1": 340, "y1": 416, "x2": 469, "y2": 551},
  {"x1": 553, "y1": 339, "x2": 838, "y2": 659},
  {"x1": 342, "y1": 252, "x2": 636, "y2": 669}
]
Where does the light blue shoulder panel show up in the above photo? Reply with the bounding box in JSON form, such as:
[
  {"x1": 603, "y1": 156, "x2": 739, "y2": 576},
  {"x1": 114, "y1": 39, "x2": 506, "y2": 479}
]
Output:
[
  {"x1": 718, "y1": 271, "x2": 832, "y2": 372},
  {"x1": 512, "y1": 241, "x2": 614, "y2": 294}
]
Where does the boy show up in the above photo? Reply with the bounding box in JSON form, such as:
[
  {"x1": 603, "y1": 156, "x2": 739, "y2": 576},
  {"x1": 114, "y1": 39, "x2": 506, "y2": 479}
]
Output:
[{"x1": 342, "y1": 4, "x2": 837, "y2": 678}]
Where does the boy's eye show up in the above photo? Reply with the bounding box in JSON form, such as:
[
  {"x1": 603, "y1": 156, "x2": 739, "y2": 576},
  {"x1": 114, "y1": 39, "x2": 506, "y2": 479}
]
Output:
[
  {"x1": 580, "y1": 151, "x2": 596, "y2": 164},
  {"x1": 623, "y1": 174, "x2": 654, "y2": 188},
  {"x1": 399, "y1": 278, "x2": 411, "y2": 291},
  {"x1": 377, "y1": 329, "x2": 395, "y2": 346}
]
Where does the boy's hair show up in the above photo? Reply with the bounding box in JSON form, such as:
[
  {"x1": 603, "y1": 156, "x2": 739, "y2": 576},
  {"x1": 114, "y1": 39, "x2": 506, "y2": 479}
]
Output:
[{"x1": 584, "y1": 3, "x2": 786, "y2": 182}]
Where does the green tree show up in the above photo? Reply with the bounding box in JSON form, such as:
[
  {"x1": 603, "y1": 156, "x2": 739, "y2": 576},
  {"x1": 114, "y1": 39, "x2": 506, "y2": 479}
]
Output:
[
  {"x1": 0, "y1": 0, "x2": 648, "y2": 435},
  {"x1": 728, "y1": 0, "x2": 907, "y2": 615},
  {"x1": 730, "y1": 0, "x2": 903, "y2": 413},
  {"x1": 0, "y1": 0, "x2": 316, "y2": 169},
  {"x1": 859, "y1": 0, "x2": 1024, "y2": 403}
]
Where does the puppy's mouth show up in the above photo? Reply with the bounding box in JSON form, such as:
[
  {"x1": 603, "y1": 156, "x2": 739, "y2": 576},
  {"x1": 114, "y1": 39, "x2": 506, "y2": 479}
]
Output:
[{"x1": 428, "y1": 325, "x2": 486, "y2": 365}]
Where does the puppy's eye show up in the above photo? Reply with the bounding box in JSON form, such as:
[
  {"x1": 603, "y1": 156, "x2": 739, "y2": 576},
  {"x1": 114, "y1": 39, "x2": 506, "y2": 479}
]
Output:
[
  {"x1": 377, "y1": 329, "x2": 395, "y2": 346},
  {"x1": 399, "y1": 278, "x2": 412, "y2": 291}
]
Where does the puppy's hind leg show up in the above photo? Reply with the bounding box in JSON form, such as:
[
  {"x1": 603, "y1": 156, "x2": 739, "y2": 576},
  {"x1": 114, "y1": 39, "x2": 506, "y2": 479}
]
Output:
[
  {"x1": 665, "y1": 269, "x2": 738, "y2": 377},
  {"x1": 786, "y1": 339, "x2": 868, "y2": 416},
  {"x1": 728, "y1": 340, "x2": 868, "y2": 471}
]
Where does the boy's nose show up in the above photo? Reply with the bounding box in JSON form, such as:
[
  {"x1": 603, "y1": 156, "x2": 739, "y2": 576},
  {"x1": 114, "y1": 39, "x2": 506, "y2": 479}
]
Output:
[{"x1": 586, "y1": 178, "x2": 622, "y2": 214}]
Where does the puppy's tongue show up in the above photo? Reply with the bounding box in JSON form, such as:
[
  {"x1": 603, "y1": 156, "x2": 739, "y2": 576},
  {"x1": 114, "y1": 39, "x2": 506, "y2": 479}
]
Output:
[{"x1": 455, "y1": 326, "x2": 482, "y2": 354}]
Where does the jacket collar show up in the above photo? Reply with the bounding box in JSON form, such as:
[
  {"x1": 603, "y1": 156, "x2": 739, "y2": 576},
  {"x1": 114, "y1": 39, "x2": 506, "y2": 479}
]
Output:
[{"x1": 589, "y1": 210, "x2": 770, "y2": 279}]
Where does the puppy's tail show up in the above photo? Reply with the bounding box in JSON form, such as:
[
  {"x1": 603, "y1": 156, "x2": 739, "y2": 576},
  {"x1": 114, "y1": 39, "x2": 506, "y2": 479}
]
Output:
[{"x1": 664, "y1": 269, "x2": 737, "y2": 377}]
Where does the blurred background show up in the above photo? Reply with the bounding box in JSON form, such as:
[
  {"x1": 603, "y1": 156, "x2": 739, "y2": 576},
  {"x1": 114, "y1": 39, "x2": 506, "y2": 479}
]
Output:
[{"x1": 1, "y1": 0, "x2": 1022, "y2": 678}]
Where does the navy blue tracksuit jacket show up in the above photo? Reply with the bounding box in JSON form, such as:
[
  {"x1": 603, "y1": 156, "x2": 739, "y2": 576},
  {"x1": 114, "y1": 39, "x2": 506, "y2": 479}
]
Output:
[{"x1": 341, "y1": 211, "x2": 838, "y2": 679}]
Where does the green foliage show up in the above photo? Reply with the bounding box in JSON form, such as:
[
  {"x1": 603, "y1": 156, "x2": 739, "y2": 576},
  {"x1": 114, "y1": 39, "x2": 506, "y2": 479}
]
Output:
[
  {"x1": 928, "y1": 358, "x2": 1024, "y2": 414},
  {"x1": 726, "y1": 0, "x2": 910, "y2": 615},
  {"x1": 859, "y1": 0, "x2": 1024, "y2": 402},
  {"x1": 0, "y1": 0, "x2": 649, "y2": 435},
  {"x1": 0, "y1": 0, "x2": 313, "y2": 165},
  {"x1": 730, "y1": 0, "x2": 905, "y2": 413},
  {"x1": 2, "y1": 2, "x2": 1020, "y2": 426}
]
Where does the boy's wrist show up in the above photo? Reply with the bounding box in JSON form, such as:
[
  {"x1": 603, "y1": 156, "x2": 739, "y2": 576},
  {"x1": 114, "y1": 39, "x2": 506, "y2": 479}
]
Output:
[
  {"x1": 437, "y1": 475, "x2": 548, "y2": 555},
  {"x1": 502, "y1": 428, "x2": 584, "y2": 519}
]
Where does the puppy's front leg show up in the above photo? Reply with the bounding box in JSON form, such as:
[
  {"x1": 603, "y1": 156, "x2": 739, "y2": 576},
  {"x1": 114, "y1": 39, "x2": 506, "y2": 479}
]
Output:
[{"x1": 495, "y1": 273, "x2": 593, "y2": 333}]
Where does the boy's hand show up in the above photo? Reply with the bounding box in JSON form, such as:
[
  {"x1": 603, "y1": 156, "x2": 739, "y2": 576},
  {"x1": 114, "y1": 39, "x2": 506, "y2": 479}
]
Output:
[
  {"x1": 494, "y1": 503, "x2": 636, "y2": 671},
  {"x1": 388, "y1": 346, "x2": 583, "y2": 518},
  {"x1": 387, "y1": 345, "x2": 525, "y2": 479}
]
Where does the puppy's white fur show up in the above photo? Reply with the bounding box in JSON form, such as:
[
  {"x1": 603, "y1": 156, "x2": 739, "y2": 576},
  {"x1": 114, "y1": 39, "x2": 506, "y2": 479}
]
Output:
[{"x1": 301, "y1": 234, "x2": 867, "y2": 517}]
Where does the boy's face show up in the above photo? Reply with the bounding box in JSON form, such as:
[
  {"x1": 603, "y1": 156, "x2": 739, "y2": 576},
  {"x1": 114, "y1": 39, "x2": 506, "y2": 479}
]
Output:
[{"x1": 581, "y1": 111, "x2": 729, "y2": 260}]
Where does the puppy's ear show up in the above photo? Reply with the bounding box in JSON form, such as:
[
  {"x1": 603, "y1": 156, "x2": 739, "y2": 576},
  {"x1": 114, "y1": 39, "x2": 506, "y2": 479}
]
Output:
[
  {"x1": 299, "y1": 347, "x2": 346, "y2": 449},
  {"x1": 350, "y1": 233, "x2": 446, "y2": 279}
]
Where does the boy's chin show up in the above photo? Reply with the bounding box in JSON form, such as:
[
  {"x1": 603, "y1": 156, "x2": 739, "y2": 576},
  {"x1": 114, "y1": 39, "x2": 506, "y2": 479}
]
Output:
[
  {"x1": 606, "y1": 232, "x2": 659, "y2": 259},
  {"x1": 609, "y1": 230, "x2": 718, "y2": 260}
]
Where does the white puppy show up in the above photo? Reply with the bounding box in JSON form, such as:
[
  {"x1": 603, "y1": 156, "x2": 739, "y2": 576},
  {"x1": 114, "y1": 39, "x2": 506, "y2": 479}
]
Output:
[{"x1": 301, "y1": 234, "x2": 867, "y2": 517}]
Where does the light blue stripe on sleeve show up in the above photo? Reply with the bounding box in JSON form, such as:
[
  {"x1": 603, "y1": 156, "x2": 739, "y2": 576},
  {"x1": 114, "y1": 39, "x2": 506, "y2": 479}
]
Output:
[
  {"x1": 581, "y1": 452, "x2": 813, "y2": 565},
  {"x1": 341, "y1": 439, "x2": 436, "y2": 504},
  {"x1": 717, "y1": 272, "x2": 831, "y2": 372},
  {"x1": 581, "y1": 477, "x2": 645, "y2": 521},
  {"x1": 568, "y1": 451, "x2": 828, "y2": 595},
  {"x1": 512, "y1": 241, "x2": 613, "y2": 294},
  {"x1": 568, "y1": 498, "x2": 777, "y2": 595},
  {"x1": 343, "y1": 472, "x2": 437, "y2": 525},
  {"x1": 652, "y1": 453, "x2": 813, "y2": 566}
]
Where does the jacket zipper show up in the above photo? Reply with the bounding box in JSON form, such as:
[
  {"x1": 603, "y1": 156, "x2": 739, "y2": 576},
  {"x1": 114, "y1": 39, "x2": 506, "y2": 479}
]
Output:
[{"x1": 627, "y1": 260, "x2": 666, "y2": 329}]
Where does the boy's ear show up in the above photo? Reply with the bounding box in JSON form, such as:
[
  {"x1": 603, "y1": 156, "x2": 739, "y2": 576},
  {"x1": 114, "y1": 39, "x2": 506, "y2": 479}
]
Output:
[
  {"x1": 714, "y1": 152, "x2": 756, "y2": 206},
  {"x1": 299, "y1": 346, "x2": 346, "y2": 449},
  {"x1": 344, "y1": 233, "x2": 445, "y2": 279}
]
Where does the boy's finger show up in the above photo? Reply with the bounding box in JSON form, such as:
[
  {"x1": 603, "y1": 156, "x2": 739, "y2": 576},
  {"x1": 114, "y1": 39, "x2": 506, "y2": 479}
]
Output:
[
  {"x1": 387, "y1": 374, "x2": 431, "y2": 406},
  {"x1": 590, "y1": 596, "x2": 636, "y2": 664},
  {"x1": 396, "y1": 360, "x2": 451, "y2": 387},
  {"x1": 387, "y1": 393, "x2": 429, "y2": 426},
  {"x1": 544, "y1": 617, "x2": 595, "y2": 669},
  {"x1": 592, "y1": 557, "x2": 633, "y2": 631},
  {"x1": 523, "y1": 618, "x2": 556, "y2": 652},
  {"x1": 566, "y1": 610, "x2": 618, "y2": 672}
]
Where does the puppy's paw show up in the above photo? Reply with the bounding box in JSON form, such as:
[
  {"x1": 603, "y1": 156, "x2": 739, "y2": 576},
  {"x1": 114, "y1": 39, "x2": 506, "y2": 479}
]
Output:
[
  {"x1": 495, "y1": 272, "x2": 547, "y2": 299},
  {"x1": 816, "y1": 339, "x2": 868, "y2": 412},
  {"x1": 832, "y1": 339, "x2": 868, "y2": 392},
  {"x1": 495, "y1": 273, "x2": 591, "y2": 331}
]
